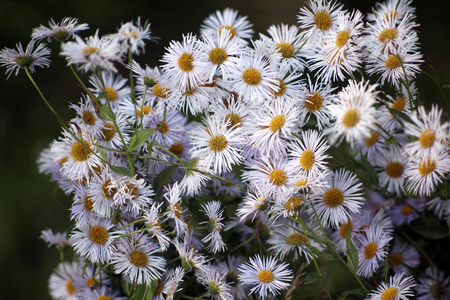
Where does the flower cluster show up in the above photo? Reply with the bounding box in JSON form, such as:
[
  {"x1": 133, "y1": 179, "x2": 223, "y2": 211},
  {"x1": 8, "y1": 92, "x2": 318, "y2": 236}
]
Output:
[{"x1": 2, "y1": 0, "x2": 450, "y2": 299}]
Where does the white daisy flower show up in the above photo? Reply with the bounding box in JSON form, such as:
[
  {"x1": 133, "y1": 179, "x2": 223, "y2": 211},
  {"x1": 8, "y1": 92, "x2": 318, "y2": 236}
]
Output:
[
  {"x1": 173, "y1": 238, "x2": 208, "y2": 271},
  {"x1": 40, "y1": 228, "x2": 72, "y2": 248},
  {"x1": 178, "y1": 157, "x2": 212, "y2": 196},
  {"x1": 165, "y1": 84, "x2": 212, "y2": 115},
  {"x1": 366, "y1": 273, "x2": 415, "y2": 300},
  {"x1": 325, "y1": 80, "x2": 379, "y2": 147},
  {"x1": 60, "y1": 31, "x2": 123, "y2": 72},
  {"x1": 144, "y1": 106, "x2": 187, "y2": 148},
  {"x1": 161, "y1": 267, "x2": 186, "y2": 300},
  {"x1": 356, "y1": 226, "x2": 392, "y2": 278},
  {"x1": 310, "y1": 168, "x2": 364, "y2": 228},
  {"x1": 31, "y1": 17, "x2": 89, "y2": 42},
  {"x1": 200, "y1": 8, "x2": 254, "y2": 42},
  {"x1": 71, "y1": 216, "x2": 121, "y2": 263},
  {"x1": 387, "y1": 197, "x2": 424, "y2": 226},
  {"x1": 87, "y1": 170, "x2": 119, "y2": 218},
  {"x1": 161, "y1": 34, "x2": 208, "y2": 93},
  {"x1": 112, "y1": 238, "x2": 165, "y2": 285},
  {"x1": 95, "y1": 113, "x2": 130, "y2": 152},
  {"x1": 377, "y1": 145, "x2": 408, "y2": 196},
  {"x1": 70, "y1": 183, "x2": 97, "y2": 223},
  {"x1": 415, "y1": 267, "x2": 450, "y2": 300},
  {"x1": 144, "y1": 203, "x2": 170, "y2": 251},
  {"x1": 270, "y1": 192, "x2": 308, "y2": 218},
  {"x1": 163, "y1": 182, "x2": 188, "y2": 237},
  {"x1": 89, "y1": 71, "x2": 130, "y2": 109},
  {"x1": 238, "y1": 255, "x2": 293, "y2": 298},
  {"x1": 237, "y1": 186, "x2": 271, "y2": 222},
  {"x1": 389, "y1": 240, "x2": 420, "y2": 275},
  {"x1": 200, "y1": 201, "x2": 226, "y2": 253},
  {"x1": 49, "y1": 261, "x2": 82, "y2": 300},
  {"x1": 217, "y1": 256, "x2": 248, "y2": 300},
  {"x1": 196, "y1": 265, "x2": 234, "y2": 300},
  {"x1": 427, "y1": 196, "x2": 450, "y2": 225},
  {"x1": 0, "y1": 39, "x2": 51, "y2": 78},
  {"x1": 189, "y1": 115, "x2": 244, "y2": 174},
  {"x1": 116, "y1": 18, "x2": 152, "y2": 54},
  {"x1": 77, "y1": 286, "x2": 127, "y2": 300},
  {"x1": 368, "y1": 0, "x2": 416, "y2": 23},
  {"x1": 113, "y1": 175, "x2": 154, "y2": 216},
  {"x1": 70, "y1": 96, "x2": 105, "y2": 138}
]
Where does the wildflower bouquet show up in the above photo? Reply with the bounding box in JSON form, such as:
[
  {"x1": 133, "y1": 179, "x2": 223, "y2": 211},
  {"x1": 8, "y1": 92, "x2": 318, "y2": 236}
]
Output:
[{"x1": 2, "y1": 0, "x2": 449, "y2": 299}]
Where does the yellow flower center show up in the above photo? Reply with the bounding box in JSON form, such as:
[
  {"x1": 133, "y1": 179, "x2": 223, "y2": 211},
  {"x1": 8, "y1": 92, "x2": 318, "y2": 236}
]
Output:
[
  {"x1": 136, "y1": 105, "x2": 151, "y2": 117},
  {"x1": 336, "y1": 30, "x2": 350, "y2": 48},
  {"x1": 364, "y1": 242, "x2": 378, "y2": 259},
  {"x1": 86, "y1": 277, "x2": 96, "y2": 288},
  {"x1": 129, "y1": 250, "x2": 148, "y2": 267},
  {"x1": 83, "y1": 110, "x2": 96, "y2": 125},
  {"x1": 153, "y1": 84, "x2": 170, "y2": 98},
  {"x1": 125, "y1": 184, "x2": 138, "y2": 200},
  {"x1": 172, "y1": 203, "x2": 182, "y2": 219},
  {"x1": 342, "y1": 109, "x2": 359, "y2": 128},
  {"x1": 82, "y1": 46, "x2": 99, "y2": 56},
  {"x1": 101, "y1": 123, "x2": 116, "y2": 141},
  {"x1": 381, "y1": 287, "x2": 398, "y2": 300},
  {"x1": 285, "y1": 196, "x2": 304, "y2": 211},
  {"x1": 272, "y1": 79, "x2": 286, "y2": 97},
  {"x1": 269, "y1": 169, "x2": 287, "y2": 186},
  {"x1": 323, "y1": 188, "x2": 344, "y2": 207},
  {"x1": 225, "y1": 113, "x2": 242, "y2": 129},
  {"x1": 102, "y1": 180, "x2": 117, "y2": 199},
  {"x1": 219, "y1": 25, "x2": 237, "y2": 38},
  {"x1": 269, "y1": 115, "x2": 286, "y2": 132},
  {"x1": 157, "y1": 122, "x2": 169, "y2": 134},
  {"x1": 385, "y1": 162, "x2": 404, "y2": 178},
  {"x1": 154, "y1": 281, "x2": 164, "y2": 295},
  {"x1": 294, "y1": 178, "x2": 308, "y2": 188},
  {"x1": 365, "y1": 131, "x2": 379, "y2": 147},
  {"x1": 385, "y1": 54, "x2": 402, "y2": 70},
  {"x1": 286, "y1": 233, "x2": 307, "y2": 245},
  {"x1": 305, "y1": 93, "x2": 323, "y2": 111},
  {"x1": 105, "y1": 87, "x2": 118, "y2": 102},
  {"x1": 169, "y1": 142, "x2": 184, "y2": 156},
  {"x1": 314, "y1": 11, "x2": 332, "y2": 30},
  {"x1": 209, "y1": 135, "x2": 228, "y2": 152},
  {"x1": 209, "y1": 47, "x2": 227, "y2": 65},
  {"x1": 401, "y1": 205, "x2": 413, "y2": 215},
  {"x1": 97, "y1": 296, "x2": 112, "y2": 300},
  {"x1": 257, "y1": 270, "x2": 274, "y2": 283},
  {"x1": 275, "y1": 42, "x2": 294, "y2": 58},
  {"x1": 242, "y1": 68, "x2": 262, "y2": 85},
  {"x1": 66, "y1": 279, "x2": 76, "y2": 295},
  {"x1": 391, "y1": 97, "x2": 405, "y2": 112},
  {"x1": 84, "y1": 196, "x2": 94, "y2": 212},
  {"x1": 88, "y1": 225, "x2": 109, "y2": 245},
  {"x1": 71, "y1": 141, "x2": 91, "y2": 161},
  {"x1": 178, "y1": 52, "x2": 194, "y2": 72},
  {"x1": 418, "y1": 157, "x2": 436, "y2": 176},
  {"x1": 339, "y1": 221, "x2": 353, "y2": 239},
  {"x1": 419, "y1": 129, "x2": 435, "y2": 148},
  {"x1": 378, "y1": 28, "x2": 398, "y2": 43},
  {"x1": 299, "y1": 149, "x2": 315, "y2": 170},
  {"x1": 389, "y1": 253, "x2": 404, "y2": 266}
]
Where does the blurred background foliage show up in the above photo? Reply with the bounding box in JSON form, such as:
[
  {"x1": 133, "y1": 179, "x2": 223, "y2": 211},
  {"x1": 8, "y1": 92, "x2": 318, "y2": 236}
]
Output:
[{"x1": 0, "y1": 0, "x2": 449, "y2": 299}]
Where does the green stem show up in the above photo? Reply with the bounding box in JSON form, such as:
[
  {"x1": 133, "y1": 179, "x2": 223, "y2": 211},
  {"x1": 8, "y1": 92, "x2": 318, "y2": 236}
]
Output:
[
  {"x1": 401, "y1": 231, "x2": 437, "y2": 269},
  {"x1": 69, "y1": 65, "x2": 95, "y2": 99},
  {"x1": 229, "y1": 236, "x2": 256, "y2": 253},
  {"x1": 116, "y1": 218, "x2": 146, "y2": 230}
]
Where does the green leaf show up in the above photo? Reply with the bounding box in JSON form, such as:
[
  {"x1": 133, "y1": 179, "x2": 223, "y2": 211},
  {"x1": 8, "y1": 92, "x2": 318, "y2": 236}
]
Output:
[
  {"x1": 145, "y1": 280, "x2": 159, "y2": 300},
  {"x1": 388, "y1": 107, "x2": 413, "y2": 123},
  {"x1": 110, "y1": 165, "x2": 134, "y2": 177},
  {"x1": 359, "y1": 152, "x2": 378, "y2": 186},
  {"x1": 153, "y1": 166, "x2": 176, "y2": 193},
  {"x1": 134, "y1": 284, "x2": 147, "y2": 300},
  {"x1": 338, "y1": 288, "x2": 365, "y2": 300},
  {"x1": 345, "y1": 223, "x2": 359, "y2": 273},
  {"x1": 128, "y1": 128, "x2": 155, "y2": 152},
  {"x1": 410, "y1": 225, "x2": 449, "y2": 240},
  {"x1": 99, "y1": 105, "x2": 116, "y2": 122},
  {"x1": 304, "y1": 272, "x2": 319, "y2": 285}
]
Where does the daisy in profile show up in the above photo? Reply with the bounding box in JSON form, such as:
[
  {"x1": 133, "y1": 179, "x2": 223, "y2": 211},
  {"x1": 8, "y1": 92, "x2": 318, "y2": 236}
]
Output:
[
  {"x1": 61, "y1": 31, "x2": 123, "y2": 72},
  {"x1": 297, "y1": 75, "x2": 336, "y2": 130},
  {"x1": 248, "y1": 99, "x2": 301, "y2": 159},
  {"x1": 200, "y1": 8, "x2": 254, "y2": 42},
  {"x1": 49, "y1": 261, "x2": 82, "y2": 300},
  {"x1": 0, "y1": 39, "x2": 51, "y2": 77},
  {"x1": 144, "y1": 203, "x2": 170, "y2": 251},
  {"x1": 178, "y1": 157, "x2": 211, "y2": 196},
  {"x1": 297, "y1": 0, "x2": 344, "y2": 43},
  {"x1": 403, "y1": 105, "x2": 448, "y2": 157},
  {"x1": 325, "y1": 80, "x2": 379, "y2": 147},
  {"x1": 310, "y1": 169, "x2": 364, "y2": 228},
  {"x1": 238, "y1": 255, "x2": 293, "y2": 298},
  {"x1": 160, "y1": 34, "x2": 208, "y2": 93},
  {"x1": 227, "y1": 51, "x2": 279, "y2": 103},
  {"x1": 377, "y1": 145, "x2": 408, "y2": 196},
  {"x1": 260, "y1": 24, "x2": 307, "y2": 72},
  {"x1": 87, "y1": 170, "x2": 119, "y2": 218},
  {"x1": 356, "y1": 226, "x2": 392, "y2": 278},
  {"x1": 404, "y1": 151, "x2": 450, "y2": 197},
  {"x1": 71, "y1": 216, "x2": 122, "y2": 263},
  {"x1": 116, "y1": 18, "x2": 152, "y2": 54},
  {"x1": 196, "y1": 265, "x2": 233, "y2": 300},
  {"x1": 201, "y1": 28, "x2": 242, "y2": 81},
  {"x1": 366, "y1": 273, "x2": 415, "y2": 300},
  {"x1": 163, "y1": 182, "x2": 188, "y2": 237},
  {"x1": 236, "y1": 187, "x2": 271, "y2": 222},
  {"x1": 287, "y1": 129, "x2": 330, "y2": 180},
  {"x1": 217, "y1": 256, "x2": 248, "y2": 300},
  {"x1": 388, "y1": 197, "x2": 424, "y2": 226},
  {"x1": 152, "y1": 267, "x2": 186, "y2": 300},
  {"x1": 389, "y1": 240, "x2": 420, "y2": 275},
  {"x1": 112, "y1": 238, "x2": 165, "y2": 285},
  {"x1": 415, "y1": 267, "x2": 450, "y2": 300},
  {"x1": 201, "y1": 201, "x2": 226, "y2": 253},
  {"x1": 31, "y1": 17, "x2": 89, "y2": 42},
  {"x1": 189, "y1": 115, "x2": 244, "y2": 174},
  {"x1": 41, "y1": 228, "x2": 73, "y2": 248}
]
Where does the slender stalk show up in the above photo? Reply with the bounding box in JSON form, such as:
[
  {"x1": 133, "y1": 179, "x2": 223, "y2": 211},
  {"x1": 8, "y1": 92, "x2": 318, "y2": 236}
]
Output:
[
  {"x1": 69, "y1": 65, "x2": 95, "y2": 99},
  {"x1": 401, "y1": 231, "x2": 437, "y2": 269},
  {"x1": 229, "y1": 236, "x2": 256, "y2": 253}
]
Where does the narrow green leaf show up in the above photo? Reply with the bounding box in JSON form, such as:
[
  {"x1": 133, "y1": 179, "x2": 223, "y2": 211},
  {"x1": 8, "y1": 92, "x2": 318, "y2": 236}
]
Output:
[
  {"x1": 359, "y1": 152, "x2": 378, "y2": 185},
  {"x1": 99, "y1": 105, "x2": 116, "y2": 122},
  {"x1": 338, "y1": 288, "x2": 365, "y2": 300},
  {"x1": 134, "y1": 284, "x2": 147, "y2": 300},
  {"x1": 346, "y1": 223, "x2": 359, "y2": 273},
  {"x1": 388, "y1": 107, "x2": 413, "y2": 123},
  {"x1": 410, "y1": 225, "x2": 449, "y2": 240},
  {"x1": 153, "y1": 166, "x2": 176, "y2": 194},
  {"x1": 145, "y1": 280, "x2": 159, "y2": 300},
  {"x1": 128, "y1": 128, "x2": 155, "y2": 152},
  {"x1": 304, "y1": 272, "x2": 319, "y2": 285},
  {"x1": 110, "y1": 165, "x2": 133, "y2": 177}
]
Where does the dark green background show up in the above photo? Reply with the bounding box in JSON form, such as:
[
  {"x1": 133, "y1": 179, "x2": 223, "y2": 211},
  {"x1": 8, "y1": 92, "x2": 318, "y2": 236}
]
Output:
[{"x1": 1, "y1": 0, "x2": 449, "y2": 299}]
